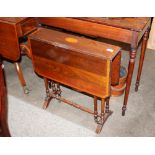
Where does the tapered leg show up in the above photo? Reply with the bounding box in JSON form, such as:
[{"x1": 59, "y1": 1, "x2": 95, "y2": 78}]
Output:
[
  {"x1": 122, "y1": 48, "x2": 137, "y2": 116},
  {"x1": 14, "y1": 62, "x2": 29, "y2": 94},
  {"x1": 135, "y1": 30, "x2": 149, "y2": 92}
]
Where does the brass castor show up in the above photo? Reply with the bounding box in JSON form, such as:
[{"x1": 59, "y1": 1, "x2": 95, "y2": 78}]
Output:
[{"x1": 23, "y1": 86, "x2": 30, "y2": 94}]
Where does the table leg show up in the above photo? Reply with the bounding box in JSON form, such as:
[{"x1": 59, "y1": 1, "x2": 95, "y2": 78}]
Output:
[
  {"x1": 122, "y1": 47, "x2": 137, "y2": 116},
  {"x1": 135, "y1": 30, "x2": 149, "y2": 92},
  {"x1": 43, "y1": 78, "x2": 52, "y2": 109},
  {"x1": 95, "y1": 98, "x2": 113, "y2": 134},
  {"x1": 14, "y1": 62, "x2": 30, "y2": 94},
  {"x1": 0, "y1": 97, "x2": 11, "y2": 137},
  {"x1": 96, "y1": 98, "x2": 105, "y2": 134},
  {"x1": 0, "y1": 59, "x2": 11, "y2": 137},
  {"x1": 105, "y1": 97, "x2": 110, "y2": 113}
]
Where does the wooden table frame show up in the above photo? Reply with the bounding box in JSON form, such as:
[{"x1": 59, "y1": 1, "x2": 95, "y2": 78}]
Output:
[{"x1": 38, "y1": 17, "x2": 152, "y2": 115}]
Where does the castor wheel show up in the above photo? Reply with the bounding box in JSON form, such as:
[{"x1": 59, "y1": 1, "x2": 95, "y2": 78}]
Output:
[{"x1": 23, "y1": 86, "x2": 30, "y2": 94}]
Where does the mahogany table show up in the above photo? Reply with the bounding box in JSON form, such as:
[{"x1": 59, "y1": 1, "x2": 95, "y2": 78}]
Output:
[
  {"x1": 38, "y1": 17, "x2": 152, "y2": 115},
  {"x1": 29, "y1": 27, "x2": 121, "y2": 133},
  {"x1": 0, "y1": 17, "x2": 37, "y2": 94}
]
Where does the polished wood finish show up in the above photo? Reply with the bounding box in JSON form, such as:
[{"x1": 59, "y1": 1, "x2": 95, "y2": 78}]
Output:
[
  {"x1": 0, "y1": 17, "x2": 37, "y2": 93},
  {"x1": 29, "y1": 28, "x2": 121, "y2": 98},
  {"x1": 0, "y1": 57, "x2": 11, "y2": 137},
  {"x1": 20, "y1": 18, "x2": 38, "y2": 36},
  {"x1": 0, "y1": 19, "x2": 20, "y2": 61},
  {"x1": 74, "y1": 17, "x2": 150, "y2": 32},
  {"x1": 0, "y1": 17, "x2": 38, "y2": 37},
  {"x1": 38, "y1": 17, "x2": 133, "y2": 44},
  {"x1": 29, "y1": 28, "x2": 121, "y2": 133},
  {"x1": 38, "y1": 17, "x2": 151, "y2": 115}
]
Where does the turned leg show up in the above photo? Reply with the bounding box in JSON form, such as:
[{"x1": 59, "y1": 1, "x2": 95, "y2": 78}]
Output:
[
  {"x1": 105, "y1": 97, "x2": 110, "y2": 113},
  {"x1": 135, "y1": 30, "x2": 149, "y2": 92},
  {"x1": 94, "y1": 96, "x2": 98, "y2": 122},
  {"x1": 43, "y1": 78, "x2": 52, "y2": 109},
  {"x1": 95, "y1": 97, "x2": 113, "y2": 134},
  {"x1": 96, "y1": 98, "x2": 105, "y2": 134},
  {"x1": 14, "y1": 62, "x2": 29, "y2": 94},
  {"x1": 56, "y1": 84, "x2": 61, "y2": 97},
  {"x1": 122, "y1": 47, "x2": 137, "y2": 116}
]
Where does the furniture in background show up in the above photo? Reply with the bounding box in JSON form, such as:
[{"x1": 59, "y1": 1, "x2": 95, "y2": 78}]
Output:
[
  {"x1": 0, "y1": 56, "x2": 10, "y2": 137},
  {"x1": 29, "y1": 27, "x2": 121, "y2": 133},
  {"x1": 38, "y1": 17, "x2": 152, "y2": 115},
  {"x1": 0, "y1": 17, "x2": 37, "y2": 94}
]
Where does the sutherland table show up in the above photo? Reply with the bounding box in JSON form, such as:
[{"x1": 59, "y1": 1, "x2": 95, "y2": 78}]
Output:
[
  {"x1": 29, "y1": 28, "x2": 121, "y2": 133},
  {"x1": 38, "y1": 17, "x2": 152, "y2": 115}
]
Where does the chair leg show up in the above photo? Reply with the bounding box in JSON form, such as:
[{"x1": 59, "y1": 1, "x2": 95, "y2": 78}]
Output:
[{"x1": 14, "y1": 62, "x2": 30, "y2": 94}]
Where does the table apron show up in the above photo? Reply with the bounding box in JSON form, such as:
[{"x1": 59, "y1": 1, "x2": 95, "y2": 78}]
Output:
[{"x1": 38, "y1": 17, "x2": 133, "y2": 44}]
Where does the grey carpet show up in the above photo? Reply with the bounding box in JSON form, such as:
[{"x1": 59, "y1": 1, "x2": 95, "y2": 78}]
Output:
[
  {"x1": 8, "y1": 95, "x2": 96, "y2": 137},
  {"x1": 4, "y1": 46, "x2": 155, "y2": 136}
]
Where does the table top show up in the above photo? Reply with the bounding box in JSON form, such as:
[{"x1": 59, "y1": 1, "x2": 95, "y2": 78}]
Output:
[
  {"x1": 29, "y1": 28, "x2": 120, "y2": 60},
  {"x1": 0, "y1": 17, "x2": 28, "y2": 24},
  {"x1": 73, "y1": 17, "x2": 151, "y2": 32},
  {"x1": 29, "y1": 28, "x2": 121, "y2": 60}
]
